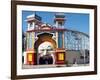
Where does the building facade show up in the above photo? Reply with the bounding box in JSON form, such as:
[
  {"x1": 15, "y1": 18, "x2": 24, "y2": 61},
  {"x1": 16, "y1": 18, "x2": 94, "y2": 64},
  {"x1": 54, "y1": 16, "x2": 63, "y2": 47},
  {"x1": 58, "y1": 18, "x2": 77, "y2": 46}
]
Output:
[{"x1": 24, "y1": 13, "x2": 67, "y2": 65}]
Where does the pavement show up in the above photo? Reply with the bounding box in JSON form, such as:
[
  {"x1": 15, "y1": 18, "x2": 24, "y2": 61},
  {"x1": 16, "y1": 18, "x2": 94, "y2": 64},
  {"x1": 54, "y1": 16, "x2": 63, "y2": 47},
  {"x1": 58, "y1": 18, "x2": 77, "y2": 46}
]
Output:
[{"x1": 22, "y1": 64, "x2": 89, "y2": 69}]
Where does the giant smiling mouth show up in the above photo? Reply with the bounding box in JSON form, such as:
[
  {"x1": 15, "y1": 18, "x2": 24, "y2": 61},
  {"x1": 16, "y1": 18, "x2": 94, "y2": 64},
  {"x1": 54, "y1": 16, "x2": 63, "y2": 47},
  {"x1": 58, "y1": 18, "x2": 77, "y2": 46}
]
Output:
[{"x1": 39, "y1": 55, "x2": 54, "y2": 65}]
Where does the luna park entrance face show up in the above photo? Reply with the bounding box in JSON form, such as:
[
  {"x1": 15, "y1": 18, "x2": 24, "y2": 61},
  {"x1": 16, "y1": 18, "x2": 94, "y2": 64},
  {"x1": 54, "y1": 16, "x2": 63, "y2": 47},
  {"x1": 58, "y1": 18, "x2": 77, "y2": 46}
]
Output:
[{"x1": 38, "y1": 41, "x2": 55, "y2": 65}]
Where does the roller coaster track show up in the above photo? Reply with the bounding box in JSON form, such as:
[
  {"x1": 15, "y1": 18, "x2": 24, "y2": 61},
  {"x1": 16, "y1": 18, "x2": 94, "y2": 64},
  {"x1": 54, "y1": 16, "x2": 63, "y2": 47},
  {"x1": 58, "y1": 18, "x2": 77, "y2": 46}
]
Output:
[{"x1": 64, "y1": 29, "x2": 89, "y2": 51}]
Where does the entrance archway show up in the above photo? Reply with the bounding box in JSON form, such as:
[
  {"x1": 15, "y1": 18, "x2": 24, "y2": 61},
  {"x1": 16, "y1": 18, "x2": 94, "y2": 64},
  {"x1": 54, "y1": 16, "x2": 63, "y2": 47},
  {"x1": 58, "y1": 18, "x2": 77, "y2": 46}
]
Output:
[{"x1": 34, "y1": 33, "x2": 57, "y2": 65}]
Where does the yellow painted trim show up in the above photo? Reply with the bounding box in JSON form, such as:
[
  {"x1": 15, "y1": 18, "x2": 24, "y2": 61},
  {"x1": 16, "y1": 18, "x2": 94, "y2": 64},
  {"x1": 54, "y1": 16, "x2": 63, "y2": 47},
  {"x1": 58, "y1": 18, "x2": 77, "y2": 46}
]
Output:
[
  {"x1": 58, "y1": 53, "x2": 64, "y2": 61},
  {"x1": 32, "y1": 32, "x2": 34, "y2": 48},
  {"x1": 28, "y1": 53, "x2": 32, "y2": 61},
  {"x1": 26, "y1": 33, "x2": 29, "y2": 49},
  {"x1": 56, "y1": 32, "x2": 58, "y2": 48}
]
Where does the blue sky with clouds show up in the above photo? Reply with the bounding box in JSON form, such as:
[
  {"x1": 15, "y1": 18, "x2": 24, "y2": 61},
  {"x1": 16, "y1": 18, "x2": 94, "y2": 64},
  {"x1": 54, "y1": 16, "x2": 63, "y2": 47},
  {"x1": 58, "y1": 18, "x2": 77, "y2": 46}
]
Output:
[{"x1": 22, "y1": 11, "x2": 89, "y2": 35}]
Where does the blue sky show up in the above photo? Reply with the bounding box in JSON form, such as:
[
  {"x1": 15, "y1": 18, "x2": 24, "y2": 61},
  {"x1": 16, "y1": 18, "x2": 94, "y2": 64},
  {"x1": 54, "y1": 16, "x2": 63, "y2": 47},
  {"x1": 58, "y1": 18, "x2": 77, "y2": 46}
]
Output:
[{"x1": 22, "y1": 11, "x2": 89, "y2": 35}]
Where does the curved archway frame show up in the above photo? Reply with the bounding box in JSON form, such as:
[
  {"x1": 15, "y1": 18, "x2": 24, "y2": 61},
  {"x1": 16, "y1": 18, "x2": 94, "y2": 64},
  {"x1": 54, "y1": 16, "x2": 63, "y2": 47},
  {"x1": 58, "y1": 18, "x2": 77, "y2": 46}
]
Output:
[
  {"x1": 34, "y1": 33, "x2": 57, "y2": 65},
  {"x1": 34, "y1": 33, "x2": 57, "y2": 50}
]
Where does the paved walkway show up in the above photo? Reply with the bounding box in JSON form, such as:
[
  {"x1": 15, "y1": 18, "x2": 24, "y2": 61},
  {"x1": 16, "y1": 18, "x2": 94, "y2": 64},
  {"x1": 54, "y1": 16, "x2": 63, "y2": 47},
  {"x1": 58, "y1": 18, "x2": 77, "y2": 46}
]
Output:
[
  {"x1": 22, "y1": 64, "x2": 66, "y2": 69},
  {"x1": 22, "y1": 64, "x2": 89, "y2": 69}
]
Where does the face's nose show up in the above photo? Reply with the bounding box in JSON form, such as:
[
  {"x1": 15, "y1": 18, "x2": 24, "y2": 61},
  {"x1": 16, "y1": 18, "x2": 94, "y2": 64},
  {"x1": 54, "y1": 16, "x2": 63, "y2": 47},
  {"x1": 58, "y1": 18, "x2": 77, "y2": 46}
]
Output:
[{"x1": 43, "y1": 49, "x2": 47, "y2": 56}]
